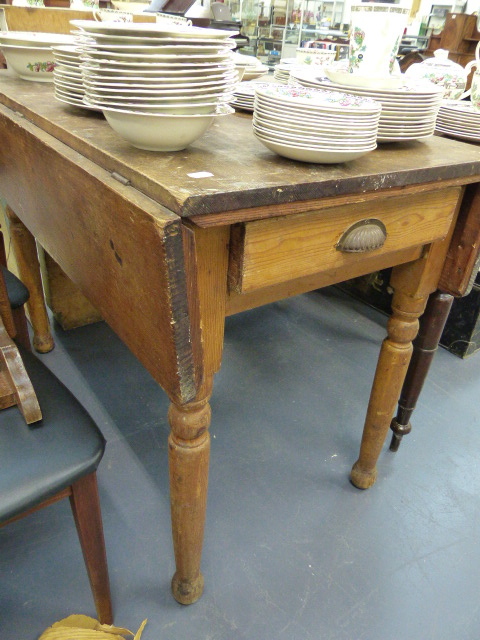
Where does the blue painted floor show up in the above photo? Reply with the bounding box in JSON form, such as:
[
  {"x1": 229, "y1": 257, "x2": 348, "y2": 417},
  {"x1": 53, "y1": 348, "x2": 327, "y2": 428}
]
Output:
[{"x1": 1, "y1": 287, "x2": 479, "y2": 640}]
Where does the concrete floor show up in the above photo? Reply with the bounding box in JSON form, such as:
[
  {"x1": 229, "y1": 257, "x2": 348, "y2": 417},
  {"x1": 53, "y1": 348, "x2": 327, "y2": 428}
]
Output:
[{"x1": 1, "y1": 287, "x2": 480, "y2": 640}]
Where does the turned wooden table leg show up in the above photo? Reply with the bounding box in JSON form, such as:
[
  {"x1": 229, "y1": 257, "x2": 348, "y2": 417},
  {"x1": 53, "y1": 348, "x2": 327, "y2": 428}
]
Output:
[
  {"x1": 389, "y1": 290, "x2": 454, "y2": 452},
  {"x1": 4, "y1": 206, "x2": 54, "y2": 353},
  {"x1": 168, "y1": 380, "x2": 212, "y2": 605},
  {"x1": 350, "y1": 288, "x2": 428, "y2": 489}
]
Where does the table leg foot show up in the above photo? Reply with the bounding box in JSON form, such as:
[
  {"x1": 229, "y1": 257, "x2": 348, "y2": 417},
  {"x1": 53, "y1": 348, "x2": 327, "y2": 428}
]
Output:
[
  {"x1": 172, "y1": 571, "x2": 204, "y2": 605},
  {"x1": 32, "y1": 334, "x2": 55, "y2": 353},
  {"x1": 350, "y1": 461, "x2": 377, "y2": 489}
]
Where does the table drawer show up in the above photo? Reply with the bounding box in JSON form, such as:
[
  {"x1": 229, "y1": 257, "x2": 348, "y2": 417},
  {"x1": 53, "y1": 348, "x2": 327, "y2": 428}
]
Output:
[{"x1": 228, "y1": 187, "x2": 462, "y2": 293}]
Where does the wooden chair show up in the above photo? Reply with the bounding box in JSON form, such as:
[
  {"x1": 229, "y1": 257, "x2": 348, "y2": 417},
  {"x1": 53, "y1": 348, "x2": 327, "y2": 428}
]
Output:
[{"x1": 0, "y1": 269, "x2": 113, "y2": 624}]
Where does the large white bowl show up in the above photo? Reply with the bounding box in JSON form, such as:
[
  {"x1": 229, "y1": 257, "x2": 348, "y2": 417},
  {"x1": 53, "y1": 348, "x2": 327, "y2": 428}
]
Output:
[
  {"x1": 102, "y1": 105, "x2": 233, "y2": 151},
  {"x1": 0, "y1": 44, "x2": 57, "y2": 82}
]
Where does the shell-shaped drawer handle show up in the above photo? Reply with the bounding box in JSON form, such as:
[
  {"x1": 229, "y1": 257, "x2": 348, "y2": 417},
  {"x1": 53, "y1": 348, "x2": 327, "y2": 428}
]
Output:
[{"x1": 336, "y1": 219, "x2": 387, "y2": 253}]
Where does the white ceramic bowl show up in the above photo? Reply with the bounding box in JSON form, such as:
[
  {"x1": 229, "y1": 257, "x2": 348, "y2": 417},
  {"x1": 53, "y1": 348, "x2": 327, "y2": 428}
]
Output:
[
  {"x1": 102, "y1": 105, "x2": 233, "y2": 151},
  {"x1": 295, "y1": 47, "x2": 336, "y2": 66},
  {"x1": 0, "y1": 44, "x2": 57, "y2": 82}
]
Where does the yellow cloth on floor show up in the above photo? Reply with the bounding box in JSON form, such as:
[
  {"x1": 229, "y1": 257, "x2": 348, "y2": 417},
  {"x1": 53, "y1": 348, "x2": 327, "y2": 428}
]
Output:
[{"x1": 39, "y1": 615, "x2": 148, "y2": 640}]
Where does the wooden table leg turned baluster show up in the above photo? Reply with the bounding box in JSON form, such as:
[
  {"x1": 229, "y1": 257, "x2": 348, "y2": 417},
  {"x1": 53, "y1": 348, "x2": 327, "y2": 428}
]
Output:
[
  {"x1": 350, "y1": 286, "x2": 428, "y2": 489},
  {"x1": 168, "y1": 380, "x2": 212, "y2": 605},
  {"x1": 389, "y1": 290, "x2": 454, "y2": 452},
  {"x1": 5, "y1": 206, "x2": 54, "y2": 353}
]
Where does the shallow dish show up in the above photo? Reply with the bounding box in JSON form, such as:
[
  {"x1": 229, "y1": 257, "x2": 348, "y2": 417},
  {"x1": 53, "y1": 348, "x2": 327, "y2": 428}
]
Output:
[
  {"x1": 252, "y1": 124, "x2": 377, "y2": 148},
  {"x1": 74, "y1": 33, "x2": 237, "y2": 47},
  {"x1": 85, "y1": 89, "x2": 231, "y2": 103},
  {"x1": 255, "y1": 84, "x2": 381, "y2": 113},
  {"x1": 324, "y1": 68, "x2": 404, "y2": 90},
  {"x1": 81, "y1": 63, "x2": 232, "y2": 77},
  {"x1": 84, "y1": 97, "x2": 219, "y2": 115},
  {"x1": 83, "y1": 78, "x2": 231, "y2": 92},
  {"x1": 80, "y1": 50, "x2": 232, "y2": 63},
  {"x1": 71, "y1": 20, "x2": 237, "y2": 40},
  {"x1": 254, "y1": 132, "x2": 375, "y2": 163},
  {"x1": 83, "y1": 76, "x2": 233, "y2": 89},
  {"x1": 102, "y1": 104, "x2": 233, "y2": 151}
]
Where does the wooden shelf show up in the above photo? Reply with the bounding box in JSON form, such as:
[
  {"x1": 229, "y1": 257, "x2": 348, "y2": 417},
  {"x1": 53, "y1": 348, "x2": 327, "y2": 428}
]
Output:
[{"x1": 425, "y1": 12, "x2": 479, "y2": 87}]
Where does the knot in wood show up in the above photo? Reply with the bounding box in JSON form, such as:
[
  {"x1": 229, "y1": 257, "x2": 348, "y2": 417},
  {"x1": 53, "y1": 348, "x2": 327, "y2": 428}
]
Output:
[{"x1": 168, "y1": 399, "x2": 211, "y2": 441}]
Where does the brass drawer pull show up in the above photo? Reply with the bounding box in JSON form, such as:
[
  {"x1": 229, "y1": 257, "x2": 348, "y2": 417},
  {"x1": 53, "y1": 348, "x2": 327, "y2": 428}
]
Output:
[{"x1": 336, "y1": 219, "x2": 387, "y2": 253}]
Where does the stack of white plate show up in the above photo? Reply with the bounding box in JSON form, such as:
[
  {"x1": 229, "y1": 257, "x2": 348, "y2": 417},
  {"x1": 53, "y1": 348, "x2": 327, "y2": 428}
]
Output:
[
  {"x1": 232, "y1": 52, "x2": 269, "y2": 81},
  {"x1": 273, "y1": 60, "x2": 305, "y2": 84},
  {"x1": 69, "y1": 19, "x2": 239, "y2": 150},
  {"x1": 52, "y1": 44, "x2": 95, "y2": 109},
  {"x1": 0, "y1": 31, "x2": 75, "y2": 82},
  {"x1": 230, "y1": 81, "x2": 272, "y2": 111},
  {"x1": 253, "y1": 83, "x2": 381, "y2": 164},
  {"x1": 290, "y1": 68, "x2": 444, "y2": 143},
  {"x1": 435, "y1": 100, "x2": 480, "y2": 142}
]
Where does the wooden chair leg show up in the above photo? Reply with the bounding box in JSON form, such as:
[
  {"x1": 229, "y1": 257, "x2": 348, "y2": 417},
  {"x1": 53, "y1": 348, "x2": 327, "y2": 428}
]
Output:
[
  {"x1": 389, "y1": 290, "x2": 454, "y2": 452},
  {"x1": 69, "y1": 473, "x2": 113, "y2": 625},
  {"x1": 4, "y1": 206, "x2": 54, "y2": 354}
]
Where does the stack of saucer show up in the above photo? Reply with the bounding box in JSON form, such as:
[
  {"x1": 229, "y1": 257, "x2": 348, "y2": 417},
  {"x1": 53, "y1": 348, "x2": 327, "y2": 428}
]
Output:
[
  {"x1": 435, "y1": 100, "x2": 480, "y2": 142},
  {"x1": 253, "y1": 84, "x2": 381, "y2": 163},
  {"x1": 230, "y1": 81, "x2": 272, "y2": 111},
  {"x1": 290, "y1": 68, "x2": 444, "y2": 143},
  {"x1": 232, "y1": 52, "x2": 269, "y2": 81}
]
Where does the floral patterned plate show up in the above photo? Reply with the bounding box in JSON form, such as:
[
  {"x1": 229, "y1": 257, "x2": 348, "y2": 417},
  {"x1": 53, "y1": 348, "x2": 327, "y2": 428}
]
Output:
[{"x1": 254, "y1": 83, "x2": 381, "y2": 113}]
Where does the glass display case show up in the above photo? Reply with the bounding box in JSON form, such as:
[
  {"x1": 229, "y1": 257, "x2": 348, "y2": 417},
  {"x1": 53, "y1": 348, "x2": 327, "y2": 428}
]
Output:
[{"x1": 225, "y1": 0, "x2": 348, "y2": 62}]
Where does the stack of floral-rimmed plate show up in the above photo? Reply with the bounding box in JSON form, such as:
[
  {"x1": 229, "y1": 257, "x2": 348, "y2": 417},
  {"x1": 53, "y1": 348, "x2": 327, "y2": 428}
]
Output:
[
  {"x1": 290, "y1": 67, "x2": 444, "y2": 143},
  {"x1": 69, "y1": 19, "x2": 239, "y2": 150},
  {"x1": 253, "y1": 83, "x2": 381, "y2": 163},
  {"x1": 52, "y1": 44, "x2": 96, "y2": 109},
  {"x1": 230, "y1": 81, "x2": 273, "y2": 111},
  {"x1": 0, "y1": 31, "x2": 75, "y2": 82},
  {"x1": 435, "y1": 100, "x2": 480, "y2": 142}
]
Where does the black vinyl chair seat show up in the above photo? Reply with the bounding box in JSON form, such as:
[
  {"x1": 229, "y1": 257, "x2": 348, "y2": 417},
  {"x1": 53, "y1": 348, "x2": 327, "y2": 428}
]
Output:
[
  {"x1": 0, "y1": 347, "x2": 106, "y2": 523},
  {"x1": 1, "y1": 265, "x2": 29, "y2": 309}
]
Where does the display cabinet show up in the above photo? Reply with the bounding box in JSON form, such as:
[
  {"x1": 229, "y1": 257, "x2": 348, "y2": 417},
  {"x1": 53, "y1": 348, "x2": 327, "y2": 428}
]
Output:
[{"x1": 225, "y1": 0, "x2": 347, "y2": 61}]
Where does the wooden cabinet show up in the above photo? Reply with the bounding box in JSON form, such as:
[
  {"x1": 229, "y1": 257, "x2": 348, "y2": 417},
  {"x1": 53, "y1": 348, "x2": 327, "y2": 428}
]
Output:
[{"x1": 426, "y1": 12, "x2": 480, "y2": 70}]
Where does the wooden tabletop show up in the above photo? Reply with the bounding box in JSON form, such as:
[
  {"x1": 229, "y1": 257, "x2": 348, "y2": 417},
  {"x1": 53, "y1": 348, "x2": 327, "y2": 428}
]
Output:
[{"x1": 1, "y1": 72, "x2": 480, "y2": 219}]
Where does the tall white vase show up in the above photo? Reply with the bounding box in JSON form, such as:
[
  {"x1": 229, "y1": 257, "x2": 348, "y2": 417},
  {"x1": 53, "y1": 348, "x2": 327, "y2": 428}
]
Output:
[{"x1": 348, "y1": 3, "x2": 410, "y2": 77}]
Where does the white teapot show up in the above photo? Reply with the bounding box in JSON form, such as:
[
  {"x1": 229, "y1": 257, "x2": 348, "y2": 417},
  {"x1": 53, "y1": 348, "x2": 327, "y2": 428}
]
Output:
[{"x1": 404, "y1": 48, "x2": 478, "y2": 99}]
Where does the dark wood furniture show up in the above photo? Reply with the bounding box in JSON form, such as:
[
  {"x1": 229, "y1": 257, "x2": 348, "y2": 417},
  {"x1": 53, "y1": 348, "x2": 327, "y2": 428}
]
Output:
[
  {"x1": 1, "y1": 75, "x2": 480, "y2": 605},
  {"x1": 390, "y1": 182, "x2": 480, "y2": 450}
]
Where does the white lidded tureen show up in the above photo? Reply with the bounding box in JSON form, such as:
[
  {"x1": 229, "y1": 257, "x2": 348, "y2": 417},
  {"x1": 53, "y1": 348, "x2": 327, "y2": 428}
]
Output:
[{"x1": 404, "y1": 49, "x2": 469, "y2": 100}]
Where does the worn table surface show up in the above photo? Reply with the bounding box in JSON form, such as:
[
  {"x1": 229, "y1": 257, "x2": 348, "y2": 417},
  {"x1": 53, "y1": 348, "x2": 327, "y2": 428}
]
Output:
[{"x1": 1, "y1": 73, "x2": 480, "y2": 220}]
